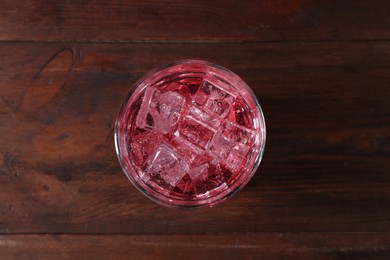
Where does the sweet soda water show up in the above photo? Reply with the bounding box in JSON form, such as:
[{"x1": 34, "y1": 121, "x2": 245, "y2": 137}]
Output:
[{"x1": 115, "y1": 60, "x2": 265, "y2": 207}]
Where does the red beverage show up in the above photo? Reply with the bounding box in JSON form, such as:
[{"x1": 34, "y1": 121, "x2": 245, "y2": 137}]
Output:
[{"x1": 115, "y1": 60, "x2": 265, "y2": 207}]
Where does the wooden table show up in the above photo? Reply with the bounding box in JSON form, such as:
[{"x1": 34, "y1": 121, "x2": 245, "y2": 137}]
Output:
[{"x1": 1, "y1": 1, "x2": 389, "y2": 259}]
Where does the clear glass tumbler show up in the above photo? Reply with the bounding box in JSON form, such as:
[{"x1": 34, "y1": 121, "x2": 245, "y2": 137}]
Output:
[{"x1": 115, "y1": 60, "x2": 266, "y2": 207}]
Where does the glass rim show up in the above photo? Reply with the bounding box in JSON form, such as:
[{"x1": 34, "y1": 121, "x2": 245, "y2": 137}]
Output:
[{"x1": 114, "y1": 59, "x2": 266, "y2": 208}]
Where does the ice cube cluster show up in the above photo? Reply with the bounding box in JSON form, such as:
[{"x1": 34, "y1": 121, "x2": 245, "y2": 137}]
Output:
[{"x1": 130, "y1": 78, "x2": 255, "y2": 197}]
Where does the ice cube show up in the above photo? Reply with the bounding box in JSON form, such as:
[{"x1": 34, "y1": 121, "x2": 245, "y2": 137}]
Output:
[
  {"x1": 136, "y1": 88, "x2": 185, "y2": 134},
  {"x1": 193, "y1": 162, "x2": 227, "y2": 196},
  {"x1": 135, "y1": 87, "x2": 155, "y2": 129},
  {"x1": 176, "y1": 115, "x2": 216, "y2": 149},
  {"x1": 225, "y1": 143, "x2": 250, "y2": 171},
  {"x1": 209, "y1": 132, "x2": 235, "y2": 160},
  {"x1": 170, "y1": 135, "x2": 205, "y2": 164},
  {"x1": 188, "y1": 163, "x2": 209, "y2": 181},
  {"x1": 143, "y1": 144, "x2": 187, "y2": 188},
  {"x1": 209, "y1": 132, "x2": 251, "y2": 172},
  {"x1": 174, "y1": 174, "x2": 193, "y2": 194},
  {"x1": 188, "y1": 105, "x2": 221, "y2": 128},
  {"x1": 221, "y1": 121, "x2": 254, "y2": 145},
  {"x1": 194, "y1": 81, "x2": 234, "y2": 118},
  {"x1": 129, "y1": 130, "x2": 167, "y2": 167},
  {"x1": 161, "y1": 81, "x2": 191, "y2": 102}
]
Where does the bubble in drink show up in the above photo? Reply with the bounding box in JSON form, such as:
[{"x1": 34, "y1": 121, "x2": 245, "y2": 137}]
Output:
[{"x1": 115, "y1": 60, "x2": 266, "y2": 207}]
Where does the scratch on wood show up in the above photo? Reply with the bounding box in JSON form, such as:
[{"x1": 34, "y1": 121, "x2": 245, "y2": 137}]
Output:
[
  {"x1": 0, "y1": 97, "x2": 19, "y2": 124},
  {"x1": 0, "y1": 152, "x2": 18, "y2": 178},
  {"x1": 19, "y1": 48, "x2": 75, "y2": 114}
]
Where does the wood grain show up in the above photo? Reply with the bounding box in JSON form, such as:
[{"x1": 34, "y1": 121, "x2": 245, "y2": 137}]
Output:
[
  {"x1": 0, "y1": 0, "x2": 389, "y2": 42},
  {"x1": 1, "y1": 1, "x2": 390, "y2": 257},
  {"x1": 1, "y1": 233, "x2": 389, "y2": 259},
  {"x1": 0, "y1": 43, "x2": 389, "y2": 234}
]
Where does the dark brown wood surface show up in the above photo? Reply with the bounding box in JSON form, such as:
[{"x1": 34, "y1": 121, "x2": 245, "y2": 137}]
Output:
[
  {"x1": 1, "y1": 1, "x2": 390, "y2": 259},
  {"x1": 1, "y1": 234, "x2": 390, "y2": 259},
  {"x1": 1, "y1": 0, "x2": 390, "y2": 42}
]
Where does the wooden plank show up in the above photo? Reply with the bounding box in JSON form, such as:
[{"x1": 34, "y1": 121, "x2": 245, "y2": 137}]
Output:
[
  {"x1": 1, "y1": 233, "x2": 389, "y2": 259},
  {"x1": 0, "y1": 43, "x2": 389, "y2": 234},
  {"x1": 0, "y1": 0, "x2": 389, "y2": 42}
]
